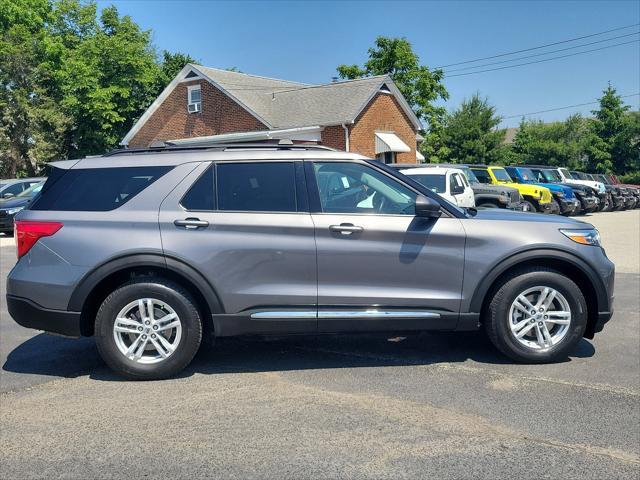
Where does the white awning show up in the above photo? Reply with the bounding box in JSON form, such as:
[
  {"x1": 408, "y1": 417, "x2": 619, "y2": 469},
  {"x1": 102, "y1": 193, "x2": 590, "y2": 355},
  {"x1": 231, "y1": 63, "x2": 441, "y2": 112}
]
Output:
[
  {"x1": 416, "y1": 150, "x2": 425, "y2": 161},
  {"x1": 375, "y1": 132, "x2": 411, "y2": 154}
]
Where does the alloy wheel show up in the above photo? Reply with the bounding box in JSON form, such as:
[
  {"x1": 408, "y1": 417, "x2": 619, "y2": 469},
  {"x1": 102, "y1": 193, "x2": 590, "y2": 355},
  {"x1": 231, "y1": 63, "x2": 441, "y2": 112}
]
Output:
[
  {"x1": 508, "y1": 286, "x2": 571, "y2": 350},
  {"x1": 113, "y1": 298, "x2": 182, "y2": 364}
]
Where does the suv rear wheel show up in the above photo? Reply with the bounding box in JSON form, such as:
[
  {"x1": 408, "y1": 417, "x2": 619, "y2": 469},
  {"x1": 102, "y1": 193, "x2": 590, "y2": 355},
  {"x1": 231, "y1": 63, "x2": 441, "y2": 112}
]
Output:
[
  {"x1": 95, "y1": 278, "x2": 202, "y2": 380},
  {"x1": 484, "y1": 268, "x2": 587, "y2": 363}
]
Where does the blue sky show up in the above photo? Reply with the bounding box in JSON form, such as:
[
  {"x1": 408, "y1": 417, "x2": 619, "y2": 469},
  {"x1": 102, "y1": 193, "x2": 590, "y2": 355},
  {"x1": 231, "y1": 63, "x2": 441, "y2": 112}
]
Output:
[{"x1": 97, "y1": 0, "x2": 639, "y2": 127}]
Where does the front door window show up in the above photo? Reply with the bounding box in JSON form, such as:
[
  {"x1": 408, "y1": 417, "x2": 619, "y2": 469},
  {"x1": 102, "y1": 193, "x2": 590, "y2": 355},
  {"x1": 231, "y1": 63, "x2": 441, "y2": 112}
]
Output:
[{"x1": 313, "y1": 162, "x2": 416, "y2": 215}]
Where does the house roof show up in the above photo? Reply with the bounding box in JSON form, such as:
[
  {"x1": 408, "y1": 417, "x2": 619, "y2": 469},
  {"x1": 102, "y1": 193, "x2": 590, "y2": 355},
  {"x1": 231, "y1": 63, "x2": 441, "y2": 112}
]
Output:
[{"x1": 121, "y1": 64, "x2": 422, "y2": 146}]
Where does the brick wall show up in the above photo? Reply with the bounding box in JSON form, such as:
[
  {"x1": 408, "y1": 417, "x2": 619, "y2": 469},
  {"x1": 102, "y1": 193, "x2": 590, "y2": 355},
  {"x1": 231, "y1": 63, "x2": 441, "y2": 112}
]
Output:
[
  {"x1": 128, "y1": 80, "x2": 267, "y2": 147},
  {"x1": 321, "y1": 125, "x2": 346, "y2": 151},
  {"x1": 348, "y1": 93, "x2": 418, "y2": 163}
]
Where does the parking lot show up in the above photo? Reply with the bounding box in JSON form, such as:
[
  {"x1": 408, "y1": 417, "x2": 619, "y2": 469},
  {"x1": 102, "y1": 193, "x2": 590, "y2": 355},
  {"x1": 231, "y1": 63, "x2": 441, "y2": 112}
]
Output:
[{"x1": 0, "y1": 210, "x2": 638, "y2": 478}]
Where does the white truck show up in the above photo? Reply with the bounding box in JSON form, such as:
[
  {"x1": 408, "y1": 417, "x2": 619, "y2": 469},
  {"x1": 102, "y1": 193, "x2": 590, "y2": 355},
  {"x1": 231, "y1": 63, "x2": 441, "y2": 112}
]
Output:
[{"x1": 400, "y1": 167, "x2": 476, "y2": 208}]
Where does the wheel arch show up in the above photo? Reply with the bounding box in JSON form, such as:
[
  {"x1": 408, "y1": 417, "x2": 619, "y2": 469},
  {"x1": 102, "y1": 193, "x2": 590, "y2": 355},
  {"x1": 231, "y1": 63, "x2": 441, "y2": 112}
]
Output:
[
  {"x1": 471, "y1": 248, "x2": 607, "y2": 339},
  {"x1": 69, "y1": 254, "x2": 224, "y2": 337}
]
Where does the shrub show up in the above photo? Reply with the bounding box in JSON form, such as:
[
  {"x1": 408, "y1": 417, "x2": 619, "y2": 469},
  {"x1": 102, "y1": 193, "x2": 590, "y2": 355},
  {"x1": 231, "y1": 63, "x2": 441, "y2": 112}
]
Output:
[{"x1": 619, "y1": 172, "x2": 640, "y2": 184}]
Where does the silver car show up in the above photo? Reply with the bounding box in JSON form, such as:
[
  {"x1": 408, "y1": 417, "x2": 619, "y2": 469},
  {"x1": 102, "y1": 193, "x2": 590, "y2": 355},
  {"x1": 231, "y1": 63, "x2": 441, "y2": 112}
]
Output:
[{"x1": 6, "y1": 145, "x2": 615, "y2": 379}]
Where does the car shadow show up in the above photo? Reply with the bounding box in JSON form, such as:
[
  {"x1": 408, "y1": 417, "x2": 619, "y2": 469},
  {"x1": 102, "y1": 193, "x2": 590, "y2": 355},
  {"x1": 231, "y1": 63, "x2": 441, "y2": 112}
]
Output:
[{"x1": 2, "y1": 330, "x2": 596, "y2": 383}]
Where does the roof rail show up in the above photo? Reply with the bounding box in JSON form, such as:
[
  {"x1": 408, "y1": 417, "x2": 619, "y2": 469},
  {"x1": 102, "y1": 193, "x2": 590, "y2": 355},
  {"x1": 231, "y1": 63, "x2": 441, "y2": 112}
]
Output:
[{"x1": 103, "y1": 142, "x2": 336, "y2": 157}]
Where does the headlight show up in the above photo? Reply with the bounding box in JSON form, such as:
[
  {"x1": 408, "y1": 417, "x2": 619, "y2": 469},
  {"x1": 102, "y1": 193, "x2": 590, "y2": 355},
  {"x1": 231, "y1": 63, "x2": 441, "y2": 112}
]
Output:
[
  {"x1": 560, "y1": 228, "x2": 601, "y2": 246},
  {"x1": 5, "y1": 206, "x2": 24, "y2": 215}
]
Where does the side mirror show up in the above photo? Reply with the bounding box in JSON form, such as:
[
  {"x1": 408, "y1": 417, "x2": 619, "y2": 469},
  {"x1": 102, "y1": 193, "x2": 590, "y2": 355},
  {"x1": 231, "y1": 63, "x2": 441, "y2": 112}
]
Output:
[
  {"x1": 415, "y1": 194, "x2": 441, "y2": 218},
  {"x1": 3, "y1": 193, "x2": 14, "y2": 199}
]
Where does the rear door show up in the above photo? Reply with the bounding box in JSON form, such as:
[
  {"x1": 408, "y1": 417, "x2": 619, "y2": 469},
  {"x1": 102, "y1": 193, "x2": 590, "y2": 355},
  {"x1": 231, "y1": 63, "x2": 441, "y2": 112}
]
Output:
[
  {"x1": 159, "y1": 160, "x2": 318, "y2": 333},
  {"x1": 306, "y1": 160, "x2": 466, "y2": 333}
]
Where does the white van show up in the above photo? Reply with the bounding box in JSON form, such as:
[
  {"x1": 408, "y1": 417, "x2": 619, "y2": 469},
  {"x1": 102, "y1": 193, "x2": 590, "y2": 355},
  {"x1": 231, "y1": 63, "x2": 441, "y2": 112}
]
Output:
[{"x1": 400, "y1": 167, "x2": 476, "y2": 208}]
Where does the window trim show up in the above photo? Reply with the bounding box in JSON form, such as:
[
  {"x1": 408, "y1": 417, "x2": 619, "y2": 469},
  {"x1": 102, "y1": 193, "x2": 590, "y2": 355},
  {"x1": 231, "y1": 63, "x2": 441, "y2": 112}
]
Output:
[{"x1": 187, "y1": 85, "x2": 202, "y2": 113}]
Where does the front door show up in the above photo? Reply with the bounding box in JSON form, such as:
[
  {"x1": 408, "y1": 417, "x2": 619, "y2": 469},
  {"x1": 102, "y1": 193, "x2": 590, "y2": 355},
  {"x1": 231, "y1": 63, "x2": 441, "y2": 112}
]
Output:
[
  {"x1": 307, "y1": 160, "x2": 466, "y2": 333},
  {"x1": 159, "y1": 160, "x2": 317, "y2": 334}
]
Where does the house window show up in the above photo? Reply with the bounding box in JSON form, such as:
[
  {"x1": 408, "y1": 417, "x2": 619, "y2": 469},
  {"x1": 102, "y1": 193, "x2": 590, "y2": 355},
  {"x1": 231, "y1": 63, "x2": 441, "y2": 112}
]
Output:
[
  {"x1": 376, "y1": 152, "x2": 396, "y2": 164},
  {"x1": 187, "y1": 85, "x2": 201, "y2": 113}
]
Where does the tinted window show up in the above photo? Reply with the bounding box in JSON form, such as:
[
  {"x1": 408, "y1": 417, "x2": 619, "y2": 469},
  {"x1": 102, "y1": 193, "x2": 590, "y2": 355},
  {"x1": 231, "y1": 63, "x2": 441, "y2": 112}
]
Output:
[
  {"x1": 314, "y1": 162, "x2": 416, "y2": 215},
  {"x1": 181, "y1": 165, "x2": 214, "y2": 210},
  {"x1": 31, "y1": 167, "x2": 171, "y2": 211},
  {"x1": 411, "y1": 174, "x2": 446, "y2": 193},
  {"x1": 471, "y1": 168, "x2": 492, "y2": 184},
  {"x1": 492, "y1": 168, "x2": 512, "y2": 182},
  {"x1": 217, "y1": 162, "x2": 297, "y2": 212}
]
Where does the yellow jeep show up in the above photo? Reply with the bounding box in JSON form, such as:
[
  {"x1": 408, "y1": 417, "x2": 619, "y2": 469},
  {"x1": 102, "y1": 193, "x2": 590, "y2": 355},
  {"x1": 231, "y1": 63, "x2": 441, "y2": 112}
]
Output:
[{"x1": 470, "y1": 165, "x2": 554, "y2": 213}]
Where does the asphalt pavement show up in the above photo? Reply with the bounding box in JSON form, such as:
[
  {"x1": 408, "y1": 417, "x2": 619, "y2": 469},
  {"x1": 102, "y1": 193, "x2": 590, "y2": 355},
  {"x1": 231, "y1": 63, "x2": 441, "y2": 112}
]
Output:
[{"x1": 1, "y1": 210, "x2": 638, "y2": 479}]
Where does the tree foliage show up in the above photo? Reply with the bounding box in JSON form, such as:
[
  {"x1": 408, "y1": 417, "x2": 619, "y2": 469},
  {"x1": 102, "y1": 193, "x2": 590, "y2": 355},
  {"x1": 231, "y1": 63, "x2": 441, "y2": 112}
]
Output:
[
  {"x1": 337, "y1": 36, "x2": 449, "y2": 161},
  {"x1": 508, "y1": 114, "x2": 589, "y2": 170},
  {"x1": 0, "y1": 0, "x2": 195, "y2": 177},
  {"x1": 441, "y1": 93, "x2": 505, "y2": 164}
]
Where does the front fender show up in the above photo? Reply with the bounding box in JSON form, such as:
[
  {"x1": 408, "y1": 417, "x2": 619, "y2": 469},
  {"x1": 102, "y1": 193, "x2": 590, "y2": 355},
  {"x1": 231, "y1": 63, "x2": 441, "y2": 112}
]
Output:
[{"x1": 468, "y1": 247, "x2": 610, "y2": 314}]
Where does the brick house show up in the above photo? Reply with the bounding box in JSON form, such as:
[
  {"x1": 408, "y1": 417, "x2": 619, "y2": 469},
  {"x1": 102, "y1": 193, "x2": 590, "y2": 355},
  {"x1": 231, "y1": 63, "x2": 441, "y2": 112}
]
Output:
[{"x1": 122, "y1": 64, "x2": 424, "y2": 163}]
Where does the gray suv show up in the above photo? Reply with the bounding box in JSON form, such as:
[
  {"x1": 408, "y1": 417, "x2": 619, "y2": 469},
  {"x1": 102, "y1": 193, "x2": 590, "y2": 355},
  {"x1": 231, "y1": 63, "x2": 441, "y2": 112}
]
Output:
[{"x1": 7, "y1": 145, "x2": 615, "y2": 379}]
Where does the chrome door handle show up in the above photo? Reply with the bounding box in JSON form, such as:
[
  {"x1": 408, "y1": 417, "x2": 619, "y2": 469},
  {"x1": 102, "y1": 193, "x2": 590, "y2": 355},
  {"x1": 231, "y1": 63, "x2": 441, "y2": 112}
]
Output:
[
  {"x1": 174, "y1": 218, "x2": 209, "y2": 229},
  {"x1": 329, "y1": 223, "x2": 363, "y2": 235}
]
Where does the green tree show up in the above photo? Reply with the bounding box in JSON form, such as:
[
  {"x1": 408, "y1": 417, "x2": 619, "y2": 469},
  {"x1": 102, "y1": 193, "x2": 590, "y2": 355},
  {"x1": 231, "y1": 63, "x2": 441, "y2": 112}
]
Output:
[
  {"x1": 586, "y1": 84, "x2": 638, "y2": 174},
  {"x1": 336, "y1": 36, "x2": 449, "y2": 161},
  {"x1": 441, "y1": 94, "x2": 505, "y2": 164},
  {"x1": 0, "y1": 0, "x2": 195, "y2": 176},
  {"x1": 509, "y1": 114, "x2": 589, "y2": 170}
]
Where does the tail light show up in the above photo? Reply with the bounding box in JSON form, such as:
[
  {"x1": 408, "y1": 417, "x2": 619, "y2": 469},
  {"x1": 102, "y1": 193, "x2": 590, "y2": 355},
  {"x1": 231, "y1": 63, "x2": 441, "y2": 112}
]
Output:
[{"x1": 15, "y1": 221, "x2": 63, "y2": 258}]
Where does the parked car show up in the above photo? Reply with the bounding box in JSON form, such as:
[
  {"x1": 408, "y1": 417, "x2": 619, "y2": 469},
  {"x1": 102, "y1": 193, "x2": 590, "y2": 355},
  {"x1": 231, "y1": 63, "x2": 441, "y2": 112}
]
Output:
[
  {"x1": 397, "y1": 166, "x2": 475, "y2": 208},
  {"x1": 505, "y1": 166, "x2": 579, "y2": 216},
  {"x1": 469, "y1": 165, "x2": 554, "y2": 213},
  {"x1": 586, "y1": 173, "x2": 638, "y2": 210},
  {"x1": 606, "y1": 174, "x2": 640, "y2": 208},
  {"x1": 0, "y1": 177, "x2": 45, "y2": 199},
  {"x1": 0, "y1": 181, "x2": 45, "y2": 235},
  {"x1": 7, "y1": 145, "x2": 615, "y2": 379},
  {"x1": 552, "y1": 168, "x2": 607, "y2": 210},
  {"x1": 390, "y1": 164, "x2": 526, "y2": 210},
  {"x1": 526, "y1": 167, "x2": 600, "y2": 215}
]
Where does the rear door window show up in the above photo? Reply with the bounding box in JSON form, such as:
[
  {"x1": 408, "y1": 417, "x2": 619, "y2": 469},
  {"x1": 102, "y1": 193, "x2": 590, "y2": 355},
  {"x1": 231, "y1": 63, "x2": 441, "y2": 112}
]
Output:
[
  {"x1": 216, "y1": 162, "x2": 297, "y2": 212},
  {"x1": 31, "y1": 166, "x2": 171, "y2": 211}
]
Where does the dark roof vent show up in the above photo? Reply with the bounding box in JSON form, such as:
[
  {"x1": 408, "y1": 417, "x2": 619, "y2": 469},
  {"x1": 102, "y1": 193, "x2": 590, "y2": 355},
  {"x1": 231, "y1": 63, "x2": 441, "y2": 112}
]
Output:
[{"x1": 185, "y1": 70, "x2": 198, "y2": 79}]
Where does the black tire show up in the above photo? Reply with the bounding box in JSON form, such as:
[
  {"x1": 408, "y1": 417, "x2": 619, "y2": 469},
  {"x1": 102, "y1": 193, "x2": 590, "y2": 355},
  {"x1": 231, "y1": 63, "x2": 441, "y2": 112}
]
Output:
[
  {"x1": 484, "y1": 268, "x2": 588, "y2": 363},
  {"x1": 477, "y1": 202, "x2": 499, "y2": 208},
  {"x1": 521, "y1": 200, "x2": 536, "y2": 212},
  {"x1": 95, "y1": 277, "x2": 203, "y2": 380}
]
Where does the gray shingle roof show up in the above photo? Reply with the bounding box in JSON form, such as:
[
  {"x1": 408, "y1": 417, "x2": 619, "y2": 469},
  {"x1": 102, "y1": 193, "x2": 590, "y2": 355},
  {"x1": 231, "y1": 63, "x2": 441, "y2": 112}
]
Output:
[{"x1": 192, "y1": 65, "x2": 418, "y2": 129}]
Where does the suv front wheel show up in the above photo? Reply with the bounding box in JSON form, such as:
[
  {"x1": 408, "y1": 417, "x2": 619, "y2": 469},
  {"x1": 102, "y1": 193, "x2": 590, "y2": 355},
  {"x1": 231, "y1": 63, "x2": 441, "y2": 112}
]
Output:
[
  {"x1": 484, "y1": 268, "x2": 587, "y2": 363},
  {"x1": 95, "y1": 278, "x2": 203, "y2": 380}
]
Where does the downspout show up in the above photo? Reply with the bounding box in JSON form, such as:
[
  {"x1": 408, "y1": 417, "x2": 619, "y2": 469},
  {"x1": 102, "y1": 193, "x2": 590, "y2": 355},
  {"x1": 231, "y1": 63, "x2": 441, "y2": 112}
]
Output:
[{"x1": 341, "y1": 123, "x2": 350, "y2": 152}]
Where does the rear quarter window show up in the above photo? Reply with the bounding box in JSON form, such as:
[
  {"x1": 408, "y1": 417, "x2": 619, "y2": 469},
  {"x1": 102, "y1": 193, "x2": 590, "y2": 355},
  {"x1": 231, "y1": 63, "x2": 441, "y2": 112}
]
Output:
[{"x1": 31, "y1": 166, "x2": 172, "y2": 211}]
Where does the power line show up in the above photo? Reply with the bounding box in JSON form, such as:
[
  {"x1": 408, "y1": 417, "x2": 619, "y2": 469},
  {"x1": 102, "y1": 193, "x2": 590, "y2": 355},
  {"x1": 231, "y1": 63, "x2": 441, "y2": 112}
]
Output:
[
  {"x1": 503, "y1": 93, "x2": 640, "y2": 120},
  {"x1": 446, "y1": 39, "x2": 639, "y2": 78},
  {"x1": 444, "y1": 31, "x2": 639, "y2": 73},
  {"x1": 435, "y1": 23, "x2": 639, "y2": 69}
]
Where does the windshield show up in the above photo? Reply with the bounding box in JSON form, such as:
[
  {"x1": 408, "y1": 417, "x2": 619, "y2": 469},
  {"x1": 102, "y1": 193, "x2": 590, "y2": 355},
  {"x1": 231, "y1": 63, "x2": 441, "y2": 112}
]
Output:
[
  {"x1": 559, "y1": 168, "x2": 574, "y2": 179},
  {"x1": 16, "y1": 181, "x2": 44, "y2": 198},
  {"x1": 595, "y1": 174, "x2": 611, "y2": 184},
  {"x1": 492, "y1": 168, "x2": 512, "y2": 182},
  {"x1": 571, "y1": 171, "x2": 589, "y2": 180},
  {"x1": 517, "y1": 168, "x2": 537, "y2": 182},
  {"x1": 543, "y1": 169, "x2": 561, "y2": 182},
  {"x1": 460, "y1": 166, "x2": 480, "y2": 184},
  {"x1": 409, "y1": 174, "x2": 446, "y2": 193}
]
